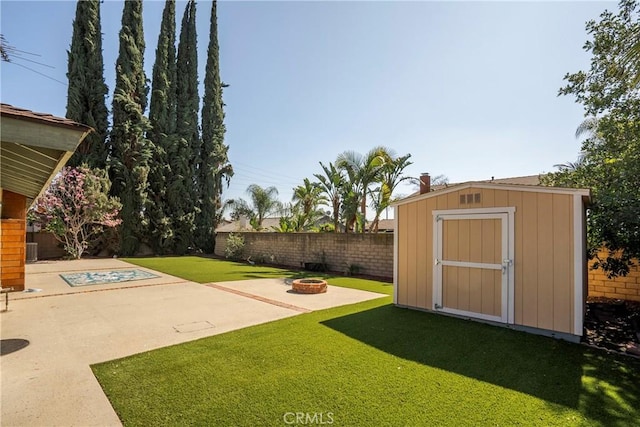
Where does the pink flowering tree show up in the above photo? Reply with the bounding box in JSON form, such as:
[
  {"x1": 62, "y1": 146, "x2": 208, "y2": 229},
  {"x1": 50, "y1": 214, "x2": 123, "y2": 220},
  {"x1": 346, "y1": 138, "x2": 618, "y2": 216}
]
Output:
[{"x1": 30, "y1": 166, "x2": 122, "y2": 259}]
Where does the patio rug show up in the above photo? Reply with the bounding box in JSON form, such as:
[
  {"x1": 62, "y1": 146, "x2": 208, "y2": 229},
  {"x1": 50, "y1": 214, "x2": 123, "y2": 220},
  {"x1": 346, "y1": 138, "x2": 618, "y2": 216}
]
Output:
[{"x1": 60, "y1": 270, "x2": 159, "y2": 287}]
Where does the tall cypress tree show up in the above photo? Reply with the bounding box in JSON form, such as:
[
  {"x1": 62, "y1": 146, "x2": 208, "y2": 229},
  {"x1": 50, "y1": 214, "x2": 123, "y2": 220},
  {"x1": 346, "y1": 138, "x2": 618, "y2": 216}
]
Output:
[
  {"x1": 65, "y1": 0, "x2": 109, "y2": 169},
  {"x1": 147, "y1": 0, "x2": 177, "y2": 254},
  {"x1": 170, "y1": 0, "x2": 199, "y2": 254},
  {"x1": 197, "y1": 0, "x2": 233, "y2": 252},
  {"x1": 109, "y1": 0, "x2": 151, "y2": 256}
]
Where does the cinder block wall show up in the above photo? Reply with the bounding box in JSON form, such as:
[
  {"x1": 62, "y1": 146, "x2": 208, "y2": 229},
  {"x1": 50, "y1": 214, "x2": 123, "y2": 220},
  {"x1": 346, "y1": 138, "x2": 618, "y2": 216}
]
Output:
[
  {"x1": 215, "y1": 232, "x2": 394, "y2": 279},
  {"x1": 588, "y1": 253, "x2": 640, "y2": 302}
]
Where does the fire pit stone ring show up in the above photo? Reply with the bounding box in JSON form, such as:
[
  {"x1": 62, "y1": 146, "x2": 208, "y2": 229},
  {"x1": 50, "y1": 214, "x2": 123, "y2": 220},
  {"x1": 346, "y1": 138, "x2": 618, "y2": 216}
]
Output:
[{"x1": 291, "y1": 278, "x2": 327, "y2": 294}]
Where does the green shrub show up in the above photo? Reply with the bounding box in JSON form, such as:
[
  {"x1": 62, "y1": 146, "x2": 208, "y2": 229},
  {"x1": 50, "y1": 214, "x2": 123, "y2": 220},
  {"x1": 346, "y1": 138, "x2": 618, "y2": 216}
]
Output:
[{"x1": 224, "y1": 233, "x2": 245, "y2": 260}]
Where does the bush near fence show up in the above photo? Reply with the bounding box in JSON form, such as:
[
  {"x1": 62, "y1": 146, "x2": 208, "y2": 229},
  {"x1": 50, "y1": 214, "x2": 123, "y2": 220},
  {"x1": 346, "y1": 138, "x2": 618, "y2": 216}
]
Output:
[{"x1": 214, "y1": 232, "x2": 394, "y2": 280}]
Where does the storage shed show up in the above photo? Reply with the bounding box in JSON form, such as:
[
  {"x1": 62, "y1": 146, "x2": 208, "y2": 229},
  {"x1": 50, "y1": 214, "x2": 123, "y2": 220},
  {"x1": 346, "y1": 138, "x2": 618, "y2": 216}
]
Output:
[{"x1": 392, "y1": 181, "x2": 590, "y2": 341}]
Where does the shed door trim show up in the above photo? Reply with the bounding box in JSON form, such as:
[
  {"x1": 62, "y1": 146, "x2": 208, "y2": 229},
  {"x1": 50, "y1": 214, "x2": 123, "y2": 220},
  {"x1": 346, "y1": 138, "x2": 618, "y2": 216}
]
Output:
[{"x1": 432, "y1": 207, "x2": 515, "y2": 324}]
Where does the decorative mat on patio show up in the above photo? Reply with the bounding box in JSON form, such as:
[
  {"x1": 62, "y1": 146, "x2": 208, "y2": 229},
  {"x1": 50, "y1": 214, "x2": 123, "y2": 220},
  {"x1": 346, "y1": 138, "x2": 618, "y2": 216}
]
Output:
[{"x1": 60, "y1": 270, "x2": 160, "y2": 287}]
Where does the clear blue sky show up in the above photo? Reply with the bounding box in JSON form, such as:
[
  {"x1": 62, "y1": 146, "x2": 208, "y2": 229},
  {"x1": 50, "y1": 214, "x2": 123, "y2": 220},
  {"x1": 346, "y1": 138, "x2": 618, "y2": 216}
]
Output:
[{"x1": 0, "y1": 0, "x2": 612, "y2": 215}]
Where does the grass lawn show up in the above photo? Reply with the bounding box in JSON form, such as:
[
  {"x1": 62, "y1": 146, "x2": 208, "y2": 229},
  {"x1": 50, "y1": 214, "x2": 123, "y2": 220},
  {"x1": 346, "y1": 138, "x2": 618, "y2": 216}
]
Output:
[
  {"x1": 124, "y1": 256, "x2": 393, "y2": 295},
  {"x1": 95, "y1": 257, "x2": 640, "y2": 426}
]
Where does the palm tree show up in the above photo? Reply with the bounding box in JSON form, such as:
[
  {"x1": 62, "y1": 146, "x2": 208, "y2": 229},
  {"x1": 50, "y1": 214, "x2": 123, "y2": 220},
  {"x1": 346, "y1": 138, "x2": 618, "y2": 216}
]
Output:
[
  {"x1": 369, "y1": 153, "x2": 413, "y2": 233},
  {"x1": 336, "y1": 146, "x2": 390, "y2": 232},
  {"x1": 313, "y1": 162, "x2": 344, "y2": 232},
  {"x1": 622, "y1": 25, "x2": 640, "y2": 87},
  {"x1": 340, "y1": 187, "x2": 361, "y2": 233},
  {"x1": 245, "y1": 184, "x2": 281, "y2": 229},
  {"x1": 552, "y1": 116, "x2": 597, "y2": 172},
  {"x1": 575, "y1": 116, "x2": 600, "y2": 140},
  {"x1": 292, "y1": 178, "x2": 327, "y2": 231}
]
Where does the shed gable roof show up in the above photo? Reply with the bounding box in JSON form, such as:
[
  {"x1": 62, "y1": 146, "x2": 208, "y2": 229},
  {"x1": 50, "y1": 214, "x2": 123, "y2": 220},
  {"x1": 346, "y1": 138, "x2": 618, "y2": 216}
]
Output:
[{"x1": 393, "y1": 181, "x2": 590, "y2": 207}]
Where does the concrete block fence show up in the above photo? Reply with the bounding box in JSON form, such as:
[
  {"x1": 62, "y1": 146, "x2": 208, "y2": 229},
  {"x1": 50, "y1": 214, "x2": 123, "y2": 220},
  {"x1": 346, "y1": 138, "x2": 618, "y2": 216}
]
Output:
[
  {"x1": 587, "y1": 252, "x2": 640, "y2": 302},
  {"x1": 214, "y1": 232, "x2": 394, "y2": 280}
]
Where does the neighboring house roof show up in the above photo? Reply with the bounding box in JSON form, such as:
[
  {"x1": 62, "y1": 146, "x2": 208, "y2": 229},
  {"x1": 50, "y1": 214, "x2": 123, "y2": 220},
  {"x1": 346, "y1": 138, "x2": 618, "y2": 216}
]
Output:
[
  {"x1": 483, "y1": 174, "x2": 541, "y2": 186},
  {"x1": 0, "y1": 103, "x2": 93, "y2": 206},
  {"x1": 376, "y1": 219, "x2": 395, "y2": 231},
  {"x1": 427, "y1": 174, "x2": 541, "y2": 194},
  {"x1": 365, "y1": 218, "x2": 395, "y2": 232}
]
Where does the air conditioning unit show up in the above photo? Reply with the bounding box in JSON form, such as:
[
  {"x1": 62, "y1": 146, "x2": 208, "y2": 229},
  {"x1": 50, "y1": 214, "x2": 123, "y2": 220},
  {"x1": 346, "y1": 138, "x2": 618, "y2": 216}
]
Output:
[{"x1": 26, "y1": 243, "x2": 38, "y2": 263}]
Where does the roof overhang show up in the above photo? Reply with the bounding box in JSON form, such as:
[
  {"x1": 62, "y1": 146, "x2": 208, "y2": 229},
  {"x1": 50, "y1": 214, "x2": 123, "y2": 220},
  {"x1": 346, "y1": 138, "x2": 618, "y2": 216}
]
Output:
[
  {"x1": 0, "y1": 104, "x2": 92, "y2": 207},
  {"x1": 392, "y1": 181, "x2": 591, "y2": 207}
]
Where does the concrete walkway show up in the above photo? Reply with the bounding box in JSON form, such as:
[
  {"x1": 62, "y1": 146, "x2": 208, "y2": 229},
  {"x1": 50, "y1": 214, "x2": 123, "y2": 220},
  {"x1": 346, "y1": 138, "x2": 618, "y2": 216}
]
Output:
[{"x1": 1, "y1": 259, "x2": 386, "y2": 426}]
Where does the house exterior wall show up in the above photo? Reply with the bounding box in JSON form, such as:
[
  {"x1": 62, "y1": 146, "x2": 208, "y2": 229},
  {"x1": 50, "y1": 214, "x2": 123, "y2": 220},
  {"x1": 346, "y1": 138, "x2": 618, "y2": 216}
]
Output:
[
  {"x1": 1, "y1": 189, "x2": 27, "y2": 291},
  {"x1": 215, "y1": 232, "x2": 393, "y2": 279},
  {"x1": 396, "y1": 187, "x2": 579, "y2": 335}
]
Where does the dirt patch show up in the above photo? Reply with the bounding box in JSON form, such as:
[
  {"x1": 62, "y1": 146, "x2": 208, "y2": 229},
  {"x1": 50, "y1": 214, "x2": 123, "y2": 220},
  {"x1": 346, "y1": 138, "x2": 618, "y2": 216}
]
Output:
[{"x1": 584, "y1": 297, "x2": 640, "y2": 357}]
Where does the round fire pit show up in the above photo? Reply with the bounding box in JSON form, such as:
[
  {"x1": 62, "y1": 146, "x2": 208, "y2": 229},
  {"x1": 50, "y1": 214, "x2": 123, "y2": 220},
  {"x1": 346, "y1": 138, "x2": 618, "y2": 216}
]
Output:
[{"x1": 291, "y1": 278, "x2": 327, "y2": 294}]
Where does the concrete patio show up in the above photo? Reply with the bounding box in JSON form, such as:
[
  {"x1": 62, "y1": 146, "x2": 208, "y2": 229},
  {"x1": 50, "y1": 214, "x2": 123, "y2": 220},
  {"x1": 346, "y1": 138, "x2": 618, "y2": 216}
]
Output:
[{"x1": 1, "y1": 259, "x2": 386, "y2": 426}]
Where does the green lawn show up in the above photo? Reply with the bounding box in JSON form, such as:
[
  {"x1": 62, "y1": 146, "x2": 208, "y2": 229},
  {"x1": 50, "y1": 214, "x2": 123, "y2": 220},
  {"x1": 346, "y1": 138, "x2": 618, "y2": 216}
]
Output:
[
  {"x1": 95, "y1": 257, "x2": 640, "y2": 426},
  {"x1": 124, "y1": 256, "x2": 393, "y2": 295}
]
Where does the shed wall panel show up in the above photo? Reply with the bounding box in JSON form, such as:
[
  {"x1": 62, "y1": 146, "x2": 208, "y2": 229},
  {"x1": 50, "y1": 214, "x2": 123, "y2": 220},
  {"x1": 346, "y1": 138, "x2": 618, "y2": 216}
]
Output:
[
  {"x1": 407, "y1": 203, "x2": 418, "y2": 307},
  {"x1": 536, "y1": 193, "x2": 555, "y2": 331},
  {"x1": 521, "y1": 194, "x2": 539, "y2": 327},
  {"x1": 397, "y1": 206, "x2": 409, "y2": 306},
  {"x1": 416, "y1": 200, "x2": 428, "y2": 309},
  {"x1": 552, "y1": 193, "x2": 573, "y2": 333}
]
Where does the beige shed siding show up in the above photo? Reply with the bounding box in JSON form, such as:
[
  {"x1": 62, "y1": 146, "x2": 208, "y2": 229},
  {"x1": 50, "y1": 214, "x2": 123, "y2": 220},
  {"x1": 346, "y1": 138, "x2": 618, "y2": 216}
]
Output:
[
  {"x1": 407, "y1": 203, "x2": 418, "y2": 306},
  {"x1": 396, "y1": 186, "x2": 577, "y2": 334},
  {"x1": 397, "y1": 204, "x2": 409, "y2": 306},
  {"x1": 536, "y1": 193, "x2": 555, "y2": 331},
  {"x1": 553, "y1": 193, "x2": 573, "y2": 333},
  {"x1": 416, "y1": 200, "x2": 428, "y2": 309}
]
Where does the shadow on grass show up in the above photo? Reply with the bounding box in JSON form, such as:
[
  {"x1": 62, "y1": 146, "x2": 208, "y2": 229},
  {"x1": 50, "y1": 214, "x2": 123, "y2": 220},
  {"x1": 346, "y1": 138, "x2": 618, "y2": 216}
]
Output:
[{"x1": 321, "y1": 304, "x2": 640, "y2": 425}]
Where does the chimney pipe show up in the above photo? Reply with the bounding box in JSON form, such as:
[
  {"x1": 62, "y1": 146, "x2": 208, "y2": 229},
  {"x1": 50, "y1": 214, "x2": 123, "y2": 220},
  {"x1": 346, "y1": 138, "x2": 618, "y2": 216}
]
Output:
[{"x1": 420, "y1": 173, "x2": 431, "y2": 194}]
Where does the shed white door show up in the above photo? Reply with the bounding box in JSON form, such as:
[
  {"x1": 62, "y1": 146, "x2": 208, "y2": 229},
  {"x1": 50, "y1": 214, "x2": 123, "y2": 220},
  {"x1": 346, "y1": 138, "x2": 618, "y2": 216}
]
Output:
[{"x1": 433, "y1": 209, "x2": 514, "y2": 324}]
